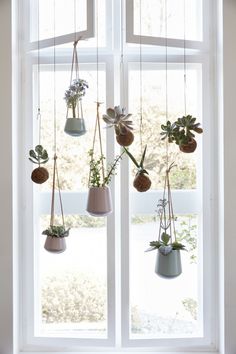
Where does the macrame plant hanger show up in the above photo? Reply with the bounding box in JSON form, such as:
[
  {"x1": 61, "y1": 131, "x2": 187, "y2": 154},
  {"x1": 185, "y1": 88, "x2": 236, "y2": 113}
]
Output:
[{"x1": 50, "y1": 0, "x2": 65, "y2": 232}]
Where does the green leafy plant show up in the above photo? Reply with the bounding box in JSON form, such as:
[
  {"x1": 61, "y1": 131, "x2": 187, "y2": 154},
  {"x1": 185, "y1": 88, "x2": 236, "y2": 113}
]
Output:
[
  {"x1": 161, "y1": 115, "x2": 203, "y2": 147},
  {"x1": 64, "y1": 79, "x2": 88, "y2": 118},
  {"x1": 123, "y1": 145, "x2": 148, "y2": 175},
  {"x1": 42, "y1": 225, "x2": 70, "y2": 238},
  {"x1": 88, "y1": 149, "x2": 124, "y2": 187},
  {"x1": 29, "y1": 145, "x2": 49, "y2": 166},
  {"x1": 148, "y1": 232, "x2": 186, "y2": 255}
]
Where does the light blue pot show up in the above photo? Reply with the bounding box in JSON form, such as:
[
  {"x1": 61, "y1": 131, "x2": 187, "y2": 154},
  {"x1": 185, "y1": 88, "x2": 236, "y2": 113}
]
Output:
[
  {"x1": 155, "y1": 250, "x2": 182, "y2": 278},
  {"x1": 64, "y1": 118, "x2": 86, "y2": 137}
]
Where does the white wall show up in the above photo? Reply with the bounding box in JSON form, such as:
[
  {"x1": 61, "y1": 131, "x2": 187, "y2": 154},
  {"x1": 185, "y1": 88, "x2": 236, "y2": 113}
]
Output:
[{"x1": 0, "y1": 0, "x2": 14, "y2": 353}]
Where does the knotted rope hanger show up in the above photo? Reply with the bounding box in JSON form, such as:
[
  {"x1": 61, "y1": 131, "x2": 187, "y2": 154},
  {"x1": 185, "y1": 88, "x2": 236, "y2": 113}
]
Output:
[
  {"x1": 139, "y1": 0, "x2": 143, "y2": 154},
  {"x1": 37, "y1": 0, "x2": 42, "y2": 147},
  {"x1": 50, "y1": 0, "x2": 65, "y2": 228}
]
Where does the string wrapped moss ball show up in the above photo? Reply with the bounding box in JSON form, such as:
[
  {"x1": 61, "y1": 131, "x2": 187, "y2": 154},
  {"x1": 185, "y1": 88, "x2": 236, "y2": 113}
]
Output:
[
  {"x1": 31, "y1": 166, "x2": 49, "y2": 184},
  {"x1": 133, "y1": 172, "x2": 151, "y2": 192}
]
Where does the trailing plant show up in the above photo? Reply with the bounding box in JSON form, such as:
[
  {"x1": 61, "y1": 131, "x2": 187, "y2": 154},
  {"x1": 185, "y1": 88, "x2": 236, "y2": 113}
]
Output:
[
  {"x1": 123, "y1": 145, "x2": 151, "y2": 192},
  {"x1": 88, "y1": 149, "x2": 123, "y2": 187},
  {"x1": 29, "y1": 145, "x2": 49, "y2": 166},
  {"x1": 161, "y1": 115, "x2": 203, "y2": 151},
  {"x1": 64, "y1": 79, "x2": 88, "y2": 118},
  {"x1": 42, "y1": 225, "x2": 70, "y2": 238}
]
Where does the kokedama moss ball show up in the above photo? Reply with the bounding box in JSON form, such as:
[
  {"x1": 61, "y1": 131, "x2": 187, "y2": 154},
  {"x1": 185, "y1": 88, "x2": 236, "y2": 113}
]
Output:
[
  {"x1": 116, "y1": 130, "x2": 134, "y2": 147},
  {"x1": 31, "y1": 167, "x2": 49, "y2": 184},
  {"x1": 179, "y1": 138, "x2": 197, "y2": 153},
  {"x1": 133, "y1": 172, "x2": 151, "y2": 192}
]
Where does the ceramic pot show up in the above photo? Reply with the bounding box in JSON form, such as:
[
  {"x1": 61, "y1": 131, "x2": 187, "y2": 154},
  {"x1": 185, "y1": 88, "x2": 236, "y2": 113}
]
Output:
[
  {"x1": 155, "y1": 249, "x2": 182, "y2": 278},
  {"x1": 179, "y1": 138, "x2": 197, "y2": 153},
  {"x1": 44, "y1": 236, "x2": 66, "y2": 253},
  {"x1": 64, "y1": 118, "x2": 86, "y2": 137},
  {"x1": 31, "y1": 167, "x2": 49, "y2": 184},
  {"x1": 86, "y1": 186, "x2": 112, "y2": 216}
]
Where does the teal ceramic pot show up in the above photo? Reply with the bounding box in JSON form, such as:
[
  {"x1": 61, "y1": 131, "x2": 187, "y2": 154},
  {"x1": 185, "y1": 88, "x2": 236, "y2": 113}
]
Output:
[
  {"x1": 155, "y1": 249, "x2": 182, "y2": 278},
  {"x1": 64, "y1": 118, "x2": 86, "y2": 137},
  {"x1": 86, "y1": 186, "x2": 112, "y2": 217}
]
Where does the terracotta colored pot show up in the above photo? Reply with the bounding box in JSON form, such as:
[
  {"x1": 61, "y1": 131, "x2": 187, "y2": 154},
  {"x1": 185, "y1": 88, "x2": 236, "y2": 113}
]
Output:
[
  {"x1": 44, "y1": 236, "x2": 66, "y2": 253},
  {"x1": 155, "y1": 250, "x2": 182, "y2": 278},
  {"x1": 64, "y1": 118, "x2": 86, "y2": 137},
  {"x1": 86, "y1": 186, "x2": 112, "y2": 216},
  {"x1": 179, "y1": 138, "x2": 197, "y2": 153},
  {"x1": 31, "y1": 167, "x2": 49, "y2": 184},
  {"x1": 116, "y1": 130, "x2": 134, "y2": 147},
  {"x1": 133, "y1": 172, "x2": 151, "y2": 192}
]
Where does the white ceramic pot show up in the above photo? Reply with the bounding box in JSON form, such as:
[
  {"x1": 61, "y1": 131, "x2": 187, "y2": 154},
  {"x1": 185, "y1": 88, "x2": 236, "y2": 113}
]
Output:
[
  {"x1": 155, "y1": 249, "x2": 182, "y2": 278},
  {"x1": 64, "y1": 118, "x2": 86, "y2": 137},
  {"x1": 86, "y1": 186, "x2": 112, "y2": 216},
  {"x1": 44, "y1": 236, "x2": 66, "y2": 253}
]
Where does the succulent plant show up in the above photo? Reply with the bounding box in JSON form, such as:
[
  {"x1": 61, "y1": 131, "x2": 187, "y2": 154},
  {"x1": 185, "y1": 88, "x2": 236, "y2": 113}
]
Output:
[
  {"x1": 29, "y1": 145, "x2": 49, "y2": 184},
  {"x1": 148, "y1": 232, "x2": 186, "y2": 255},
  {"x1": 29, "y1": 145, "x2": 49, "y2": 165},
  {"x1": 123, "y1": 145, "x2": 151, "y2": 192},
  {"x1": 161, "y1": 115, "x2": 203, "y2": 153},
  {"x1": 64, "y1": 79, "x2": 88, "y2": 118},
  {"x1": 42, "y1": 225, "x2": 70, "y2": 238}
]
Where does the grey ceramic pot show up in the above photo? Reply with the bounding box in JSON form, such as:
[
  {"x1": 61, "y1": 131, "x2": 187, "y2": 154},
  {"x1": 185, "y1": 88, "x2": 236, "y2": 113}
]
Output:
[
  {"x1": 155, "y1": 250, "x2": 182, "y2": 278},
  {"x1": 86, "y1": 186, "x2": 112, "y2": 217},
  {"x1": 64, "y1": 118, "x2": 86, "y2": 137},
  {"x1": 44, "y1": 236, "x2": 66, "y2": 253}
]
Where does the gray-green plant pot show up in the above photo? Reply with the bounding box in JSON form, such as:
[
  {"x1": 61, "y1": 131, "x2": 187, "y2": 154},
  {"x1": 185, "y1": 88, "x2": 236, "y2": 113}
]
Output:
[
  {"x1": 64, "y1": 118, "x2": 86, "y2": 137},
  {"x1": 86, "y1": 186, "x2": 112, "y2": 217},
  {"x1": 155, "y1": 250, "x2": 182, "y2": 278},
  {"x1": 44, "y1": 236, "x2": 66, "y2": 253}
]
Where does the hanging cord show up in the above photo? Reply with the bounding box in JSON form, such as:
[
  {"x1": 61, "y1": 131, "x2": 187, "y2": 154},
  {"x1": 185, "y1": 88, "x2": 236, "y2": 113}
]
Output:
[
  {"x1": 50, "y1": 0, "x2": 64, "y2": 228},
  {"x1": 88, "y1": 1, "x2": 105, "y2": 186},
  {"x1": 183, "y1": 0, "x2": 187, "y2": 116},
  {"x1": 164, "y1": 0, "x2": 169, "y2": 171},
  {"x1": 120, "y1": 0, "x2": 126, "y2": 107},
  {"x1": 37, "y1": 0, "x2": 42, "y2": 147},
  {"x1": 139, "y1": 0, "x2": 143, "y2": 154}
]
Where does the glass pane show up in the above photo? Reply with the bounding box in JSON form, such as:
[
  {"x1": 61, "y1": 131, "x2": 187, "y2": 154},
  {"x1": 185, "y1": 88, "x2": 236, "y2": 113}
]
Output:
[
  {"x1": 128, "y1": 63, "x2": 202, "y2": 190},
  {"x1": 130, "y1": 214, "x2": 202, "y2": 338},
  {"x1": 133, "y1": 0, "x2": 202, "y2": 41},
  {"x1": 35, "y1": 64, "x2": 106, "y2": 191},
  {"x1": 38, "y1": 214, "x2": 107, "y2": 336}
]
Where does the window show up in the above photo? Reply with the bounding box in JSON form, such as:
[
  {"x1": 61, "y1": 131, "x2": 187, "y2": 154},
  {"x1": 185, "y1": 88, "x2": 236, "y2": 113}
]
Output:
[{"x1": 20, "y1": 0, "x2": 217, "y2": 351}]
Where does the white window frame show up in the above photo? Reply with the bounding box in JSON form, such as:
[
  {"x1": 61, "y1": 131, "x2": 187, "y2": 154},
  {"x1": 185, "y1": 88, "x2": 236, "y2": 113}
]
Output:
[{"x1": 18, "y1": 0, "x2": 219, "y2": 352}]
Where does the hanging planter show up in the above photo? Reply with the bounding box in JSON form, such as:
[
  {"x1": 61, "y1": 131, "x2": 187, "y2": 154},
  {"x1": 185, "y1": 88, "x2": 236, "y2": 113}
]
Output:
[
  {"x1": 146, "y1": 164, "x2": 186, "y2": 278},
  {"x1": 29, "y1": 145, "x2": 49, "y2": 184},
  {"x1": 103, "y1": 106, "x2": 134, "y2": 147},
  {"x1": 42, "y1": 155, "x2": 70, "y2": 253},
  {"x1": 87, "y1": 149, "x2": 123, "y2": 216},
  {"x1": 124, "y1": 145, "x2": 151, "y2": 192},
  {"x1": 64, "y1": 41, "x2": 88, "y2": 137},
  {"x1": 160, "y1": 115, "x2": 203, "y2": 153}
]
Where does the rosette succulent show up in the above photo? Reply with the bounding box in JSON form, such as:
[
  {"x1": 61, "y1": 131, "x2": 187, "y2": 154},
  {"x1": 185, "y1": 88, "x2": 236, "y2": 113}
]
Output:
[{"x1": 64, "y1": 79, "x2": 88, "y2": 118}]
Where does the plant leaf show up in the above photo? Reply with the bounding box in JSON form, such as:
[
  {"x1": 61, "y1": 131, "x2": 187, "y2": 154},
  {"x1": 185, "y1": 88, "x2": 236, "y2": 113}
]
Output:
[
  {"x1": 123, "y1": 148, "x2": 140, "y2": 168},
  {"x1": 140, "y1": 145, "x2": 147, "y2": 169}
]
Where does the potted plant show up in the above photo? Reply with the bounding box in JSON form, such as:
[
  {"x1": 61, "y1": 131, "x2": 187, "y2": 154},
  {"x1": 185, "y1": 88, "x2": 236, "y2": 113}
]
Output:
[
  {"x1": 42, "y1": 225, "x2": 70, "y2": 253},
  {"x1": 161, "y1": 115, "x2": 203, "y2": 153},
  {"x1": 146, "y1": 164, "x2": 186, "y2": 278},
  {"x1": 87, "y1": 149, "x2": 123, "y2": 216},
  {"x1": 123, "y1": 145, "x2": 151, "y2": 192},
  {"x1": 64, "y1": 78, "x2": 88, "y2": 136},
  {"x1": 29, "y1": 145, "x2": 49, "y2": 184},
  {"x1": 103, "y1": 106, "x2": 134, "y2": 146}
]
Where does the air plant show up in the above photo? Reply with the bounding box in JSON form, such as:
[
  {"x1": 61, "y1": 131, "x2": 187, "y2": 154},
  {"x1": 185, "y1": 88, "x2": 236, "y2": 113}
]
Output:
[
  {"x1": 29, "y1": 145, "x2": 49, "y2": 184},
  {"x1": 123, "y1": 145, "x2": 151, "y2": 192},
  {"x1": 103, "y1": 106, "x2": 134, "y2": 146},
  {"x1": 161, "y1": 115, "x2": 203, "y2": 153}
]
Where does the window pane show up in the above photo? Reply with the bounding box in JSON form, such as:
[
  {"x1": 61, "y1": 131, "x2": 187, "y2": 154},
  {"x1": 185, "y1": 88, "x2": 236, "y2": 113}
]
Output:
[
  {"x1": 130, "y1": 214, "x2": 202, "y2": 338},
  {"x1": 133, "y1": 0, "x2": 202, "y2": 41},
  {"x1": 38, "y1": 215, "x2": 107, "y2": 337},
  {"x1": 128, "y1": 64, "x2": 201, "y2": 190},
  {"x1": 37, "y1": 64, "x2": 106, "y2": 191}
]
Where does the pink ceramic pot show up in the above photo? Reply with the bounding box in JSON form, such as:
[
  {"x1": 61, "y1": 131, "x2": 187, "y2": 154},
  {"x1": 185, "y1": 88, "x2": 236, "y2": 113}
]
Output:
[
  {"x1": 44, "y1": 236, "x2": 66, "y2": 253},
  {"x1": 86, "y1": 186, "x2": 112, "y2": 216}
]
